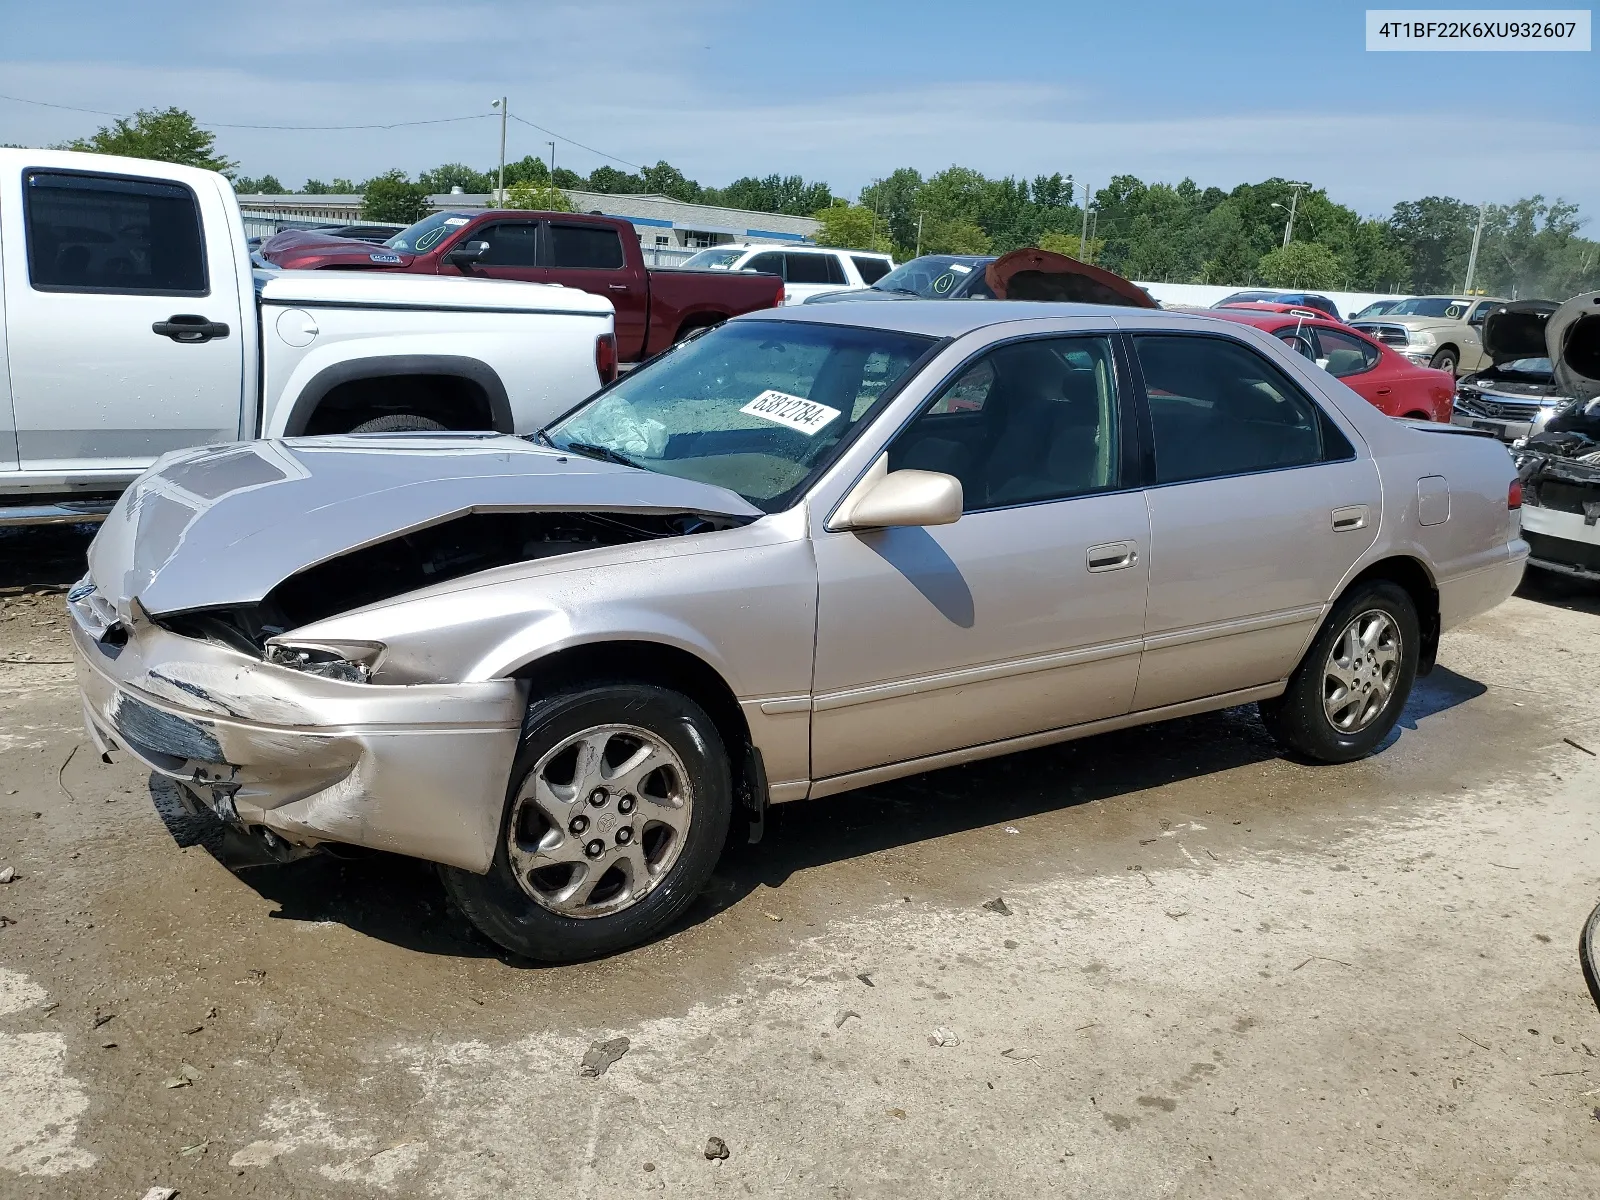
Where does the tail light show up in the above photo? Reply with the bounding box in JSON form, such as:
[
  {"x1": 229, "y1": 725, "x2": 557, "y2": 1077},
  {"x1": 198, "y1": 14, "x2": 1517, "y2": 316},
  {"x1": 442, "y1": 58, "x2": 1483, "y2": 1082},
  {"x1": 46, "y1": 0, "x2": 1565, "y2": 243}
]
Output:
[
  {"x1": 595, "y1": 333, "x2": 618, "y2": 384},
  {"x1": 1508, "y1": 479, "x2": 1522, "y2": 510}
]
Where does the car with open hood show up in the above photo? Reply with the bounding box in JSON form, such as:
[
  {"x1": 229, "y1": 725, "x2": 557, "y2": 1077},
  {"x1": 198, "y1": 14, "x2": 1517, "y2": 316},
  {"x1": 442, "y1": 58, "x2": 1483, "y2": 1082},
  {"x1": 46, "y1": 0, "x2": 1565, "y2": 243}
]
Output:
[
  {"x1": 802, "y1": 248, "x2": 1159, "y2": 308},
  {"x1": 69, "y1": 300, "x2": 1527, "y2": 961},
  {"x1": 1351, "y1": 295, "x2": 1506, "y2": 376},
  {"x1": 1451, "y1": 299, "x2": 1571, "y2": 442},
  {"x1": 1514, "y1": 290, "x2": 1600, "y2": 583}
]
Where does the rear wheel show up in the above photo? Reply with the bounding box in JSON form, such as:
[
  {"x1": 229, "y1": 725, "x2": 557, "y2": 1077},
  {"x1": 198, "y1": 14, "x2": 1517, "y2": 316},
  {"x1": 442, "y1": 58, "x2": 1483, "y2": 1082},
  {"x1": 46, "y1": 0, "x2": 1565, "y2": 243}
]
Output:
[
  {"x1": 1258, "y1": 581, "x2": 1419, "y2": 763},
  {"x1": 441, "y1": 682, "x2": 732, "y2": 962},
  {"x1": 1428, "y1": 347, "x2": 1458, "y2": 375},
  {"x1": 349, "y1": 413, "x2": 448, "y2": 433}
]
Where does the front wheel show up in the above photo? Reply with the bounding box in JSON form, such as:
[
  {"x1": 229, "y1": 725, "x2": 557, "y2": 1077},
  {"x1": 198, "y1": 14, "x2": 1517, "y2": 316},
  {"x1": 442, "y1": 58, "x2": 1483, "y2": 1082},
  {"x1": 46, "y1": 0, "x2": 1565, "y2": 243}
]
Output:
[
  {"x1": 441, "y1": 682, "x2": 732, "y2": 962},
  {"x1": 1429, "y1": 347, "x2": 1458, "y2": 375},
  {"x1": 1258, "y1": 581, "x2": 1419, "y2": 763}
]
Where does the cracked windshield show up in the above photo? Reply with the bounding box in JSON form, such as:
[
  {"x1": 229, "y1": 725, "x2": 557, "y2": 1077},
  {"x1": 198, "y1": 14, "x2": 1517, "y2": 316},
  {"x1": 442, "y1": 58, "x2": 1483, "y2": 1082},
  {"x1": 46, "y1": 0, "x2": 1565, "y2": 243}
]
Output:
[{"x1": 547, "y1": 321, "x2": 933, "y2": 510}]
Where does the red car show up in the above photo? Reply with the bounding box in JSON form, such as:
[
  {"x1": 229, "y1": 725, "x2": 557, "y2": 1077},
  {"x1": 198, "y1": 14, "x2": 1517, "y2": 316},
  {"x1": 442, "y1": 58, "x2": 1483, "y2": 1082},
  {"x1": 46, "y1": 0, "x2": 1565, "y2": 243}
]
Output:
[
  {"x1": 1215, "y1": 300, "x2": 1351, "y2": 324},
  {"x1": 261, "y1": 211, "x2": 784, "y2": 364},
  {"x1": 1204, "y1": 308, "x2": 1454, "y2": 422}
]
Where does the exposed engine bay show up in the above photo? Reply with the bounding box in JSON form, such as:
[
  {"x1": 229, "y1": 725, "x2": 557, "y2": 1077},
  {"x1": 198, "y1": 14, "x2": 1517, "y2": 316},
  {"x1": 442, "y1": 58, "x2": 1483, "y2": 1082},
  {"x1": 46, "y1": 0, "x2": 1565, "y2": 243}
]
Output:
[{"x1": 155, "y1": 509, "x2": 744, "y2": 655}]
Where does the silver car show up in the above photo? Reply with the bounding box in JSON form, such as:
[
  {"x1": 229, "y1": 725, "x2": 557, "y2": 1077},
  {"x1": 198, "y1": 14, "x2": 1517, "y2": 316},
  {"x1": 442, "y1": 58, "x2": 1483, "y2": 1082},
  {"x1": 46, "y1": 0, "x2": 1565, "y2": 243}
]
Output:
[{"x1": 69, "y1": 302, "x2": 1529, "y2": 961}]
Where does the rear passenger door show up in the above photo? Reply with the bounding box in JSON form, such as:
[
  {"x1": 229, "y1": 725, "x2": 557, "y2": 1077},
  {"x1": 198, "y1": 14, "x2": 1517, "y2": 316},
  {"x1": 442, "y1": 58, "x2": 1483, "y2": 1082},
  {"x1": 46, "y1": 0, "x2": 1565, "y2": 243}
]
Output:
[
  {"x1": 1128, "y1": 332, "x2": 1380, "y2": 711},
  {"x1": 539, "y1": 221, "x2": 646, "y2": 358}
]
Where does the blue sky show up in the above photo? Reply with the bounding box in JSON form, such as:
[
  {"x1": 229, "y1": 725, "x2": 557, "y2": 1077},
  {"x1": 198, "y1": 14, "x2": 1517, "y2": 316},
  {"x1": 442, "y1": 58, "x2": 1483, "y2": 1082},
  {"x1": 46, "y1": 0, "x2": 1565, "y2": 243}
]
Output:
[{"x1": 1, "y1": 0, "x2": 1596, "y2": 218}]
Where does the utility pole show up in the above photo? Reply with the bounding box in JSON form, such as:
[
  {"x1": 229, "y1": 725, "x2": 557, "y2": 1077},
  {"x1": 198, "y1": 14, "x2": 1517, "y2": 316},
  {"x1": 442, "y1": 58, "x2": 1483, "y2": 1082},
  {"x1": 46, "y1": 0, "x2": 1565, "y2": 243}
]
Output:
[
  {"x1": 915, "y1": 212, "x2": 924, "y2": 258},
  {"x1": 491, "y1": 97, "x2": 508, "y2": 204},
  {"x1": 1282, "y1": 182, "x2": 1307, "y2": 248},
  {"x1": 1462, "y1": 202, "x2": 1487, "y2": 294},
  {"x1": 1079, "y1": 179, "x2": 1092, "y2": 262},
  {"x1": 548, "y1": 141, "x2": 556, "y2": 180}
]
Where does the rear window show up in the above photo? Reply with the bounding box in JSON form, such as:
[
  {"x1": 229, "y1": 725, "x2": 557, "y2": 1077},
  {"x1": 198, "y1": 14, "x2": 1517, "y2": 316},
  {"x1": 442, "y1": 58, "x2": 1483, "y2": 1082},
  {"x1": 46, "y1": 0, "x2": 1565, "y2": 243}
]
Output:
[
  {"x1": 851, "y1": 255, "x2": 892, "y2": 284},
  {"x1": 24, "y1": 169, "x2": 207, "y2": 295},
  {"x1": 547, "y1": 223, "x2": 625, "y2": 269}
]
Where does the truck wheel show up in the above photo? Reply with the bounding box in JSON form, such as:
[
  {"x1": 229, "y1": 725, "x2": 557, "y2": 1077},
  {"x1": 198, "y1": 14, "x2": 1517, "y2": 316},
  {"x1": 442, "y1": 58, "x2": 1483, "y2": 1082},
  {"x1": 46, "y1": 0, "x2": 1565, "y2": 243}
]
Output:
[
  {"x1": 440, "y1": 682, "x2": 733, "y2": 963},
  {"x1": 1257, "y1": 581, "x2": 1419, "y2": 764},
  {"x1": 349, "y1": 414, "x2": 448, "y2": 433},
  {"x1": 1428, "y1": 347, "x2": 1458, "y2": 375}
]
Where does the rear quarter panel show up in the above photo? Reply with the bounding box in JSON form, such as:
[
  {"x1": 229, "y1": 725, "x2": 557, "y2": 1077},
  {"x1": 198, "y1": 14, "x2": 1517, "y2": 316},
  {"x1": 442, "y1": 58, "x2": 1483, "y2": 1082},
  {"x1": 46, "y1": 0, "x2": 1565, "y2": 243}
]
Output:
[{"x1": 260, "y1": 309, "x2": 608, "y2": 435}]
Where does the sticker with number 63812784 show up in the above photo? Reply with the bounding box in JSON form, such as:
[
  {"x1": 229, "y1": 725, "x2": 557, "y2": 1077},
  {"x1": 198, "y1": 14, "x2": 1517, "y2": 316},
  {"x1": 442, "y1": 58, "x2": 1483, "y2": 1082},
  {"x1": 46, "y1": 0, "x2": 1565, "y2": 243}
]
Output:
[{"x1": 739, "y1": 390, "x2": 842, "y2": 436}]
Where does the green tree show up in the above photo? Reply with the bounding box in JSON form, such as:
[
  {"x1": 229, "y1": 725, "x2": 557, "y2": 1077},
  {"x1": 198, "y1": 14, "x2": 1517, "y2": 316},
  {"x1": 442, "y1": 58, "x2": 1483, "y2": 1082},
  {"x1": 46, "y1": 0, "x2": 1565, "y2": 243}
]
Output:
[
  {"x1": 858, "y1": 169, "x2": 925, "y2": 254},
  {"x1": 713, "y1": 174, "x2": 833, "y2": 216},
  {"x1": 233, "y1": 174, "x2": 284, "y2": 194},
  {"x1": 360, "y1": 170, "x2": 430, "y2": 223},
  {"x1": 920, "y1": 217, "x2": 991, "y2": 255},
  {"x1": 68, "y1": 106, "x2": 235, "y2": 173},
  {"x1": 813, "y1": 203, "x2": 889, "y2": 251},
  {"x1": 505, "y1": 180, "x2": 573, "y2": 211},
  {"x1": 330, "y1": 178, "x2": 357, "y2": 194},
  {"x1": 1037, "y1": 231, "x2": 1104, "y2": 261},
  {"x1": 1389, "y1": 196, "x2": 1477, "y2": 292},
  {"x1": 586, "y1": 166, "x2": 645, "y2": 194},
  {"x1": 641, "y1": 161, "x2": 704, "y2": 202},
  {"x1": 301, "y1": 178, "x2": 329, "y2": 194},
  {"x1": 1257, "y1": 241, "x2": 1341, "y2": 289},
  {"x1": 503, "y1": 155, "x2": 551, "y2": 187},
  {"x1": 419, "y1": 163, "x2": 493, "y2": 194}
]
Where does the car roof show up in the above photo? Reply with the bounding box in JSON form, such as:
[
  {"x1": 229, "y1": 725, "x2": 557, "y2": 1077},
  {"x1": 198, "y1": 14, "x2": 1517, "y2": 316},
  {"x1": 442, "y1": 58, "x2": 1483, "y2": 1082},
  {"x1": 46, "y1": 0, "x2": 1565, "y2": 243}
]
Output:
[
  {"x1": 738, "y1": 299, "x2": 1205, "y2": 340},
  {"x1": 1204, "y1": 307, "x2": 1342, "y2": 333}
]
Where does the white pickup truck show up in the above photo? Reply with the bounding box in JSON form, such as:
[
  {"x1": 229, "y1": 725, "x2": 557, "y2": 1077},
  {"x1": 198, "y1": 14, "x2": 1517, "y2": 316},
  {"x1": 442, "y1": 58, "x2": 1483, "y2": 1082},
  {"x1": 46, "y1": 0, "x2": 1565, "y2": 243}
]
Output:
[{"x1": 0, "y1": 149, "x2": 615, "y2": 526}]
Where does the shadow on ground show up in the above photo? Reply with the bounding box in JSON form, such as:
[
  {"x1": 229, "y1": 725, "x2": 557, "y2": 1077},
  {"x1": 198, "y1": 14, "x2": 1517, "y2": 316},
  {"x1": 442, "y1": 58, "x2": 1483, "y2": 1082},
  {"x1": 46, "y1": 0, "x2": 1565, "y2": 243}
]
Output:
[
  {"x1": 1518, "y1": 568, "x2": 1600, "y2": 616},
  {"x1": 0, "y1": 524, "x2": 97, "y2": 592},
  {"x1": 149, "y1": 662, "x2": 1486, "y2": 964}
]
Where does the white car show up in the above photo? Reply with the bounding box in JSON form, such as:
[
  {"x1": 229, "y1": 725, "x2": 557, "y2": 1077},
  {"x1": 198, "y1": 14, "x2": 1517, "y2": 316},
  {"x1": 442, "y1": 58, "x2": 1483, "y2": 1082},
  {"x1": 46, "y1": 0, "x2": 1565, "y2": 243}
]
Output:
[
  {"x1": 680, "y1": 244, "x2": 894, "y2": 305},
  {"x1": 0, "y1": 149, "x2": 615, "y2": 526}
]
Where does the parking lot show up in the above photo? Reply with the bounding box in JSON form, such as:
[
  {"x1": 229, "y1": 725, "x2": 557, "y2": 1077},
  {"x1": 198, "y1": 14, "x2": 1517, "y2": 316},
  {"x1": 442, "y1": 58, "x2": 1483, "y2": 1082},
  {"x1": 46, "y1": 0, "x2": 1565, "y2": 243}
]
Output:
[{"x1": 2, "y1": 522, "x2": 1599, "y2": 1198}]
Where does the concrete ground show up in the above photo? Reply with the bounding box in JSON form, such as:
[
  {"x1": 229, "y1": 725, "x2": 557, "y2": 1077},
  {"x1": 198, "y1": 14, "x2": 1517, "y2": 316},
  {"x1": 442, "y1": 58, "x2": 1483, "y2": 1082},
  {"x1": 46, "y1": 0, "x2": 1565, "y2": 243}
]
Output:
[{"x1": 2, "y1": 523, "x2": 1599, "y2": 1199}]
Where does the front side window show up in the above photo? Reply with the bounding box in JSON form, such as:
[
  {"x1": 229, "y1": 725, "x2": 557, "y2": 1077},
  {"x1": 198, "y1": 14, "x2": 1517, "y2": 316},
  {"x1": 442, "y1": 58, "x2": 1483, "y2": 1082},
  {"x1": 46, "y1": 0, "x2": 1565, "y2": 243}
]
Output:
[
  {"x1": 682, "y1": 248, "x2": 744, "y2": 269},
  {"x1": 889, "y1": 336, "x2": 1122, "y2": 511},
  {"x1": 744, "y1": 251, "x2": 784, "y2": 276},
  {"x1": 475, "y1": 221, "x2": 540, "y2": 266},
  {"x1": 1314, "y1": 328, "x2": 1381, "y2": 378},
  {"x1": 547, "y1": 223, "x2": 625, "y2": 269},
  {"x1": 1135, "y1": 334, "x2": 1348, "y2": 485},
  {"x1": 25, "y1": 170, "x2": 206, "y2": 295},
  {"x1": 546, "y1": 320, "x2": 934, "y2": 512}
]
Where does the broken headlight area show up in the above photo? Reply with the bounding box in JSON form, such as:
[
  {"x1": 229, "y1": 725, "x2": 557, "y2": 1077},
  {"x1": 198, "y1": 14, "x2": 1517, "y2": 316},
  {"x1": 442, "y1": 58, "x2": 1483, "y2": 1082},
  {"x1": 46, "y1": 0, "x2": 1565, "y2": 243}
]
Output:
[
  {"x1": 264, "y1": 641, "x2": 383, "y2": 683},
  {"x1": 151, "y1": 508, "x2": 745, "y2": 658}
]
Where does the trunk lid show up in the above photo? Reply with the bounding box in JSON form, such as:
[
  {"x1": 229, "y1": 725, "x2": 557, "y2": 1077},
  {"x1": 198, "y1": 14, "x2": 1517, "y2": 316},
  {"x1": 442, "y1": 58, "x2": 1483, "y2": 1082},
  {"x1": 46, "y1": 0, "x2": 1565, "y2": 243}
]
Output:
[{"x1": 1481, "y1": 299, "x2": 1559, "y2": 365}]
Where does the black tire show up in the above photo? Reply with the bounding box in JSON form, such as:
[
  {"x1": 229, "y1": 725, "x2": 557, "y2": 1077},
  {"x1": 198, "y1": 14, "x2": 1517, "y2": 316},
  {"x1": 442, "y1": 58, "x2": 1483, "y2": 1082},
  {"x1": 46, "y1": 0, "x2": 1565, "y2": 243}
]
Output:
[
  {"x1": 1258, "y1": 581, "x2": 1420, "y2": 764},
  {"x1": 441, "y1": 682, "x2": 732, "y2": 963},
  {"x1": 349, "y1": 413, "x2": 448, "y2": 433},
  {"x1": 1428, "y1": 347, "x2": 1458, "y2": 375}
]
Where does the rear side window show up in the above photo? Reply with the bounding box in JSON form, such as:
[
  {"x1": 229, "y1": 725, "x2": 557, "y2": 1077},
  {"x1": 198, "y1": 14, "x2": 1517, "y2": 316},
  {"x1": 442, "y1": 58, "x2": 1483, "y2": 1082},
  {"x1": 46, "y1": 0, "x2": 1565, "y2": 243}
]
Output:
[
  {"x1": 784, "y1": 253, "x2": 837, "y2": 285},
  {"x1": 1314, "y1": 328, "x2": 1380, "y2": 378},
  {"x1": 24, "y1": 169, "x2": 207, "y2": 295},
  {"x1": 1134, "y1": 334, "x2": 1351, "y2": 485},
  {"x1": 547, "y1": 223, "x2": 624, "y2": 269},
  {"x1": 851, "y1": 255, "x2": 891, "y2": 284}
]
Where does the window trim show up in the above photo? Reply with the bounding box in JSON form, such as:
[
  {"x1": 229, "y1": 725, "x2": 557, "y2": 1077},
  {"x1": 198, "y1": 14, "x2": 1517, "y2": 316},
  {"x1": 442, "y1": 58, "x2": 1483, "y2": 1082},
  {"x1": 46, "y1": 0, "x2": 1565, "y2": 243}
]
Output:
[
  {"x1": 868, "y1": 330, "x2": 1147, "y2": 517},
  {"x1": 22, "y1": 165, "x2": 211, "y2": 298},
  {"x1": 1123, "y1": 329, "x2": 1358, "y2": 490}
]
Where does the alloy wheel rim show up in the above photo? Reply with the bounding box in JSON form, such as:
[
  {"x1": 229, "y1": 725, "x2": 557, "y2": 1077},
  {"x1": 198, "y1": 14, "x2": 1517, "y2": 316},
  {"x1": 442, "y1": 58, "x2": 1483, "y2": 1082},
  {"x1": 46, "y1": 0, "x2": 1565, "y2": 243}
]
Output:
[
  {"x1": 1322, "y1": 609, "x2": 1402, "y2": 734},
  {"x1": 507, "y1": 723, "x2": 692, "y2": 919}
]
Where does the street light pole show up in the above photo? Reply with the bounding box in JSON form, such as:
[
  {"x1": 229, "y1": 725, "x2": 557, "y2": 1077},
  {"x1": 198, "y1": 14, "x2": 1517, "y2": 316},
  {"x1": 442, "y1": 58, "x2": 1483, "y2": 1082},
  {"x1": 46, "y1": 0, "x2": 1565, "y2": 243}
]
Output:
[
  {"x1": 1462, "y1": 202, "x2": 1487, "y2": 294},
  {"x1": 1282, "y1": 182, "x2": 1306, "y2": 247},
  {"x1": 548, "y1": 141, "x2": 556, "y2": 180},
  {"x1": 491, "y1": 97, "x2": 507, "y2": 204}
]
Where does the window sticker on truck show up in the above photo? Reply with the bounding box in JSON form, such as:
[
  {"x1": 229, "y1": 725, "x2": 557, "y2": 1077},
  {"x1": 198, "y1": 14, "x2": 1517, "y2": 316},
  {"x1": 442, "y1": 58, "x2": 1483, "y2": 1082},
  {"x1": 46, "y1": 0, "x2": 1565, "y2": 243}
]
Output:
[{"x1": 740, "y1": 390, "x2": 842, "y2": 436}]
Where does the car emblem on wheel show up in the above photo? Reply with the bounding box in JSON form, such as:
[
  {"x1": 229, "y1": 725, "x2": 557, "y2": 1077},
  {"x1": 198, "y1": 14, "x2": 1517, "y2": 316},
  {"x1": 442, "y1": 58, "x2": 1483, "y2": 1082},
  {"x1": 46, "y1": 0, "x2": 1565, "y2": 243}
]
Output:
[{"x1": 598, "y1": 813, "x2": 617, "y2": 834}]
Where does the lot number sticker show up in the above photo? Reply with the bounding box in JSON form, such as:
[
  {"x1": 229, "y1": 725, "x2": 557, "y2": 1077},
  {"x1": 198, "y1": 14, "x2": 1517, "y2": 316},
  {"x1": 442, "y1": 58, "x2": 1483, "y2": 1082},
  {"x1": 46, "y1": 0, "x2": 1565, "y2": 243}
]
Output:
[{"x1": 740, "y1": 390, "x2": 842, "y2": 436}]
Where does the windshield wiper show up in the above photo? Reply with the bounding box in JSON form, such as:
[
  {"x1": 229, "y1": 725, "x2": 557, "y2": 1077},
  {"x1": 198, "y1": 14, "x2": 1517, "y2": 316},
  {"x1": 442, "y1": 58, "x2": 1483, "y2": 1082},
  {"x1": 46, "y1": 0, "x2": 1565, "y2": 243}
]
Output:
[
  {"x1": 562, "y1": 441, "x2": 642, "y2": 470},
  {"x1": 879, "y1": 286, "x2": 922, "y2": 296}
]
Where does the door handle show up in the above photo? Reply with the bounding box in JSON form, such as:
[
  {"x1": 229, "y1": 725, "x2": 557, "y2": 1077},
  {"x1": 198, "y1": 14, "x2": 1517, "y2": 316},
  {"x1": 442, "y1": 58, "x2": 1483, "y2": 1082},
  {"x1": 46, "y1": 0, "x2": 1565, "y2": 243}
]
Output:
[
  {"x1": 153, "y1": 315, "x2": 229, "y2": 343},
  {"x1": 1331, "y1": 505, "x2": 1369, "y2": 531},
  {"x1": 1086, "y1": 541, "x2": 1138, "y2": 572},
  {"x1": 1376, "y1": 386, "x2": 1391, "y2": 396}
]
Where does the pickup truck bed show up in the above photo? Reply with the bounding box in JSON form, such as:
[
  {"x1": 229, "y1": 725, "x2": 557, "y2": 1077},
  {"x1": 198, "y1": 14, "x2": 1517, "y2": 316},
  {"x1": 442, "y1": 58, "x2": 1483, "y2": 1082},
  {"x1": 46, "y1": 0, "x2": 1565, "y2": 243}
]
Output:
[{"x1": 262, "y1": 210, "x2": 784, "y2": 362}]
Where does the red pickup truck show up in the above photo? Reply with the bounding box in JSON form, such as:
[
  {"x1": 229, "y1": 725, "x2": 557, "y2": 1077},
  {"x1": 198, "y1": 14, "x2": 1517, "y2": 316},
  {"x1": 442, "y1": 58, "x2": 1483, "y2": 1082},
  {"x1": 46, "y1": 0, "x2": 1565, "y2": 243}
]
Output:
[{"x1": 261, "y1": 210, "x2": 784, "y2": 362}]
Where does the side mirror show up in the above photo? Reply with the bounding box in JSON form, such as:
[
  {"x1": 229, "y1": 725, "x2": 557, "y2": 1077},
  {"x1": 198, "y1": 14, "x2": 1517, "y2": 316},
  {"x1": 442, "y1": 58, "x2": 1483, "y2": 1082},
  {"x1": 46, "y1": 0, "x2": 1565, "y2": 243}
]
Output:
[
  {"x1": 445, "y1": 240, "x2": 491, "y2": 267},
  {"x1": 834, "y1": 468, "x2": 963, "y2": 530}
]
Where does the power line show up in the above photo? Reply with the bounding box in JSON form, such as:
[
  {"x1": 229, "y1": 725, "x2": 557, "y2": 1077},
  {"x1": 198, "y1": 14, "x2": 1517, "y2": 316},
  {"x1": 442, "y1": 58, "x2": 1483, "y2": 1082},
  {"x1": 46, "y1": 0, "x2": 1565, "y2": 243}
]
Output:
[
  {"x1": 507, "y1": 113, "x2": 643, "y2": 171},
  {"x1": 0, "y1": 91, "x2": 493, "y2": 131}
]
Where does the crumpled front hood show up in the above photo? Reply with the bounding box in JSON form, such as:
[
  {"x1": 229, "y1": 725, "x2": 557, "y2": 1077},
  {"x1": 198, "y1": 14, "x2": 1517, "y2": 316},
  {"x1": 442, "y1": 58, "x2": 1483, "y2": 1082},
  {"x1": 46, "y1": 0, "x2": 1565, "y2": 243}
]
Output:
[{"x1": 88, "y1": 435, "x2": 761, "y2": 618}]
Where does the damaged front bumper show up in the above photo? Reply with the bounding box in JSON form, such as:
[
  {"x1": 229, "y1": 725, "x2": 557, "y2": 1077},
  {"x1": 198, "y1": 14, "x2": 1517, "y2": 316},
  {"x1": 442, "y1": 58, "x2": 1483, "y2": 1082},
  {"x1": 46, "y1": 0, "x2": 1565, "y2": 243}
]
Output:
[
  {"x1": 1517, "y1": 448, "x2": 1600, "y2": 582},
  {"x1": 69, "y1": 589, "x2": 526, "y2": 872}
]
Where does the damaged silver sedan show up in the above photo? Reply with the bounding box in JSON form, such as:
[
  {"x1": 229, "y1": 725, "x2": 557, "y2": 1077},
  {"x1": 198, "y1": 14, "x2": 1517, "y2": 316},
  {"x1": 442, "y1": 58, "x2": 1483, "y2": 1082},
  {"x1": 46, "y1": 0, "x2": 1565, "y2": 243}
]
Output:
[{"x1": 71, "y1": 302, "x2": 1529, "y2": 960}]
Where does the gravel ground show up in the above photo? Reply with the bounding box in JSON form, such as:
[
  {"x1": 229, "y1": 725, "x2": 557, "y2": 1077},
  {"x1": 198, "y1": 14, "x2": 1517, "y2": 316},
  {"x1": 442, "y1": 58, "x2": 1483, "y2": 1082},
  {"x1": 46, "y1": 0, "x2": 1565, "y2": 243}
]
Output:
[{"x1": 2, "y1": 523, "x2": 1598, "y2": 1199}]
